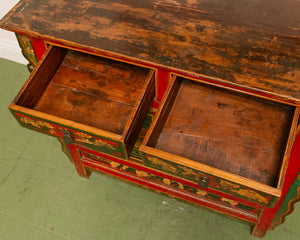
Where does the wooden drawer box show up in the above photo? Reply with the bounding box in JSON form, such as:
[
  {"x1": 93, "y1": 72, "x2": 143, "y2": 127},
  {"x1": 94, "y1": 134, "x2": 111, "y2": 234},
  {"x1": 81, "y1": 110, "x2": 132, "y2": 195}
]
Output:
[
  {"x1": 9, "y1": 45, "x2": 155, "y2": 159},
  {"x1": 140, "y1": 75, "x2": 299, "y2": 207}
]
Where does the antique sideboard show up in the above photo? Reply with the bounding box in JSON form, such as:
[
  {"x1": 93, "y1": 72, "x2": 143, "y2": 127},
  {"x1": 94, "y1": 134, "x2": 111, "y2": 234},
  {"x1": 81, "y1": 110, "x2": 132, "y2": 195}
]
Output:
[{"x1": 1, "y1": 0, "x2": 300, "y2": 237}]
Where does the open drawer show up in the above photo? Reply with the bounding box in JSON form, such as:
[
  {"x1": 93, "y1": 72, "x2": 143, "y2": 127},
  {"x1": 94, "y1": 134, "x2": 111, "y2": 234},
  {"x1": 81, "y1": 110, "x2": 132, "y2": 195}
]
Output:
[
  {"x1": 9, "y1": 45, "x2": 155, "y2": 159},
  {"x1": 139, "y1": 75, "x2": 300, "y2": 207}
]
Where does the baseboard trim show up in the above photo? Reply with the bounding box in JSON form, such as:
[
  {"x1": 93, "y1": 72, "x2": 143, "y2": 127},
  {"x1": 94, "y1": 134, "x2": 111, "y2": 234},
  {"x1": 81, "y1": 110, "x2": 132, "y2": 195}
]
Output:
[{"x1": 0, "y1": 38, "x2": 27, "y2": 64}]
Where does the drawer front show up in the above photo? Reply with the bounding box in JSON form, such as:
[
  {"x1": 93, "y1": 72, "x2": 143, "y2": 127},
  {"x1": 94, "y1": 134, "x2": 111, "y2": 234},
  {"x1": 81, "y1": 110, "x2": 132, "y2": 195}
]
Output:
[
  {"x1": 78, "y1": 148, "x2": 261, "y2": 219},
  {"x1": 139, "y1": 151, "x2": 278, "y2": 208},
  {"x1": 11, "y1": 109, "x2": 126, "y2": 159}
]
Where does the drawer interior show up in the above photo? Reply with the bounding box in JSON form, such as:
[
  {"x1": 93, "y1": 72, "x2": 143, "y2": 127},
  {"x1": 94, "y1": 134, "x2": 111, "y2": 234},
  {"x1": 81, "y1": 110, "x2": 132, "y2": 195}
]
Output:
[
  {"x1": 146, "y1": 76, "x2": 296, "y2": 187},
  {"x1": 15, "y1": 46, "x2": 151, "y2": 135}
]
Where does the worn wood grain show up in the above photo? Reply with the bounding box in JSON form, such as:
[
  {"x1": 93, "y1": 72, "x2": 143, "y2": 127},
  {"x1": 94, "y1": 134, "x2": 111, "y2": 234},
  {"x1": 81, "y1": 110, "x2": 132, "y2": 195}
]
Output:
[
  {"x1": 51, "y1": 50, "x2": 149, "y2": 106},
  {"x1": 16, "y1": 45, "x2": 67, "y2": 108},
  {"x1": 154, "y1": 77, "x2": 295, "y2": 186},
  {"x1": 34, "y1": 50, "x2": 149, "y2": 134},
  {"x1": 1, "y1": 0, "x2": 300, "y2": 103},
  {"x1": 15, "y1": 46, "x2": 151, "y2": 136},
  {"x1": 35, "y1": 82, "x2": 133, "y2": 134},
  {"x1": 123, "y1": 70, "x2": 155, "y2": 154}
]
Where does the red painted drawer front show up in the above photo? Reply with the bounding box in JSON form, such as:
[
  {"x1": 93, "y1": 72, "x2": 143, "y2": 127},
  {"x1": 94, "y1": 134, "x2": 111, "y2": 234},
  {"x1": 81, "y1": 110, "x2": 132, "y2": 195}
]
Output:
[
  {"x1": 76, "y1": 146, "x2": 262, "y2": 221},
  {"x1": 11, "y1": 110, "x2": 125, "y2": 158}
]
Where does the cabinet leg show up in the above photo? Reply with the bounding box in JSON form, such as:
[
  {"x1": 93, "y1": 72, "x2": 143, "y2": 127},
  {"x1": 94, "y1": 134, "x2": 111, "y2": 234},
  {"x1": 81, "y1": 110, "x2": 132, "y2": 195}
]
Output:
[
  {"x1": 251, "y1": 206, "x2": 279, "y2": 238},
  {"x1": 27, "y1": 63, "x2": 34, "y2": 72},
  {"x1": 60, "y1": 140, "x2": 91, "y2": 178},
  {"x1": 73, "y1": 158, "x2": 91, "y2": 178},
  {"x1": 251, "y1": 224, "x2": 267, "y2": 238},
  {"x1": 68, "y1": 144, "x2": 91, "y2": 178}
]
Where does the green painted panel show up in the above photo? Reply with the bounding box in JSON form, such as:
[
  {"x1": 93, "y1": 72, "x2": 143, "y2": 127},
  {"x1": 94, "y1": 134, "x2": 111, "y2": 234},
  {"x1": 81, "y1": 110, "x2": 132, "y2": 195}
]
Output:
[
  {"x1": 15, "y1": 33, "x2": 38, "y2": 66},
  {"x1": 271, "y1": 174, "x2": 300, "y2": 229},
  {"x1": 10, "y1": 108, "x2": 127, "y2": 159}
]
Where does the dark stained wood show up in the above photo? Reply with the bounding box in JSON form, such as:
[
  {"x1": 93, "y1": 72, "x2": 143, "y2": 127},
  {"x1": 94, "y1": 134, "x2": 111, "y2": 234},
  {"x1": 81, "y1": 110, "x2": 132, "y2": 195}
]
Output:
[
  {"x1": 1, "y1": 0, "x2": 300, "y2": 104},
  {"x1": 50, "y1": 50, "x2": 149, "y2": 107},
  {"x1": 123, "y1": 70, "x2": 155, "y2": 154},
  {"x1": 34, "y1": 82, "x2": 133, "y2": 134},
  {"x1": 16, "y1": 45, "x2": 67, "y2": 108},
  {"x1": 151, "y1": 77, "x2": 295, "y2": 186},
  {"x1": 33, "y1": 49, "x2": 149, "y2": 134},
  {"x1": 147, "y1": 75, "x2": 182, "y2": 147}
]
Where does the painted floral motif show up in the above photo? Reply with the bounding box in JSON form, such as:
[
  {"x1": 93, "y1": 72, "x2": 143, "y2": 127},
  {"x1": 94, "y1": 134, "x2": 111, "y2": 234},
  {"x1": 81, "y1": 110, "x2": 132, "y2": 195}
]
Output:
[
  {"x1": 15, "y1": 112, "x2": 123, "y2": 158},
  {"x1": 143, "y1": 154, "x2": 202, "y2": 183},
  {"x1": 218, "y1": 180, "x2": 268, "y2": 205},
  {"x1": 135, "y1": 170, "x2": 150, "y2": 178},
  {"x1": 16, "y1": 33, "x2": 38, "y2": 66},
  {"x1": 147, "y1": 156, "x2": 178, "y2": 174},
  {"x1": 179, "y1": 165, "x2": 200, "y2": 179},
  {"x1": 19, "y1": 117, "x2": 57, "y2": 135},
  {"x1": 221, "y1": 197, "x2": 238, "y2": 207},
  {"x1": 233, "y1": 189, "x2": 268, "y2": 205},
  {"x1": 196, "y1": 190, "x2": 207, "y2": 197},
  {"x1": 219, "y1": 180, "x2": 240, "y2": 189},
  {"x1": 74, "y1": 132, "x2": 116, "y2": 150}
]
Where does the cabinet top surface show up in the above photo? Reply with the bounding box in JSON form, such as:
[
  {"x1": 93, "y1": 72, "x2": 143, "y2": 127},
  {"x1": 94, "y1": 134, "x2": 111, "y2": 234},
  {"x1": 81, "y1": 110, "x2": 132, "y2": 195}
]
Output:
[{"x1": 1, "y1": 0, "x2": 300, "y2": 104}]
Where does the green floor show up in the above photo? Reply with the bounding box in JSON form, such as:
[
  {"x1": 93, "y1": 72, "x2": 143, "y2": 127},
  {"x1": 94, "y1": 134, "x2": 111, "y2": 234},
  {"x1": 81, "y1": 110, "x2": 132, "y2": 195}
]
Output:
[{"x1": 0, "y1": 58, "x2": 299, "y2": 240}]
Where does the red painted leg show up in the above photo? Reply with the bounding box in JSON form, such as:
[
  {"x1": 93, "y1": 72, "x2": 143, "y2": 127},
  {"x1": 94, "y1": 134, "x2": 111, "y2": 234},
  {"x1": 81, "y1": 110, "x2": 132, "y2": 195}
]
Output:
[
  {"x1": 252, "y1": 210, "x2": 277, "y2": 237},
  {"x1": 67, "y1": 143, "x2": 91, "y2": 178}
]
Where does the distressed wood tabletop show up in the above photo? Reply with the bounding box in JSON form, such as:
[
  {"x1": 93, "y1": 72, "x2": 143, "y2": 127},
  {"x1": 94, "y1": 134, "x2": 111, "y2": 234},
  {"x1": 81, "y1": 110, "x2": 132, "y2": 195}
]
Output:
[{"x1": 1, "y1": 0, "x2": 300, "y2": 104}]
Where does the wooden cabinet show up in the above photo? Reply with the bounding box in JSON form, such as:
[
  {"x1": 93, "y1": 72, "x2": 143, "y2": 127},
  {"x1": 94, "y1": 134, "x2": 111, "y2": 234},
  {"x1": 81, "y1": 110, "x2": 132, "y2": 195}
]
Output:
[{"x1": 1, "y1": 0, "x2": 300, "y2": 238}]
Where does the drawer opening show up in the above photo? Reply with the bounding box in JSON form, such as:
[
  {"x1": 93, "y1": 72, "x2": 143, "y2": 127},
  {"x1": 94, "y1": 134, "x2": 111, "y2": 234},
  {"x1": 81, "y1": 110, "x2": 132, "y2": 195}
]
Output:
[
  {"x1": 144, "y1": 76, "x2": 297, "y2": 188},
  {"x1": 15, "y1": 45, "x2": 152, "y2": 135}
]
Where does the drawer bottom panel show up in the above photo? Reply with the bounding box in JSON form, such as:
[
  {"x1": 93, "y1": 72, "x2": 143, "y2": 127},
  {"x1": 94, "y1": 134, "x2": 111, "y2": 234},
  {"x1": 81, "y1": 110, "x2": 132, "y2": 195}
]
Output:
[{"x1": 77, "y1": 148, "x2": 261, "y2": 223}]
